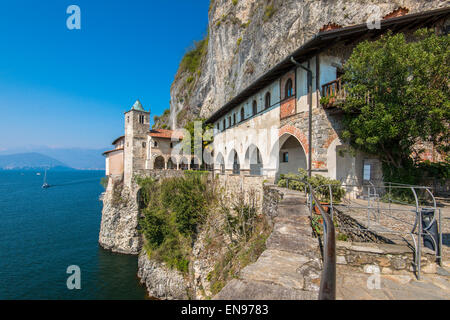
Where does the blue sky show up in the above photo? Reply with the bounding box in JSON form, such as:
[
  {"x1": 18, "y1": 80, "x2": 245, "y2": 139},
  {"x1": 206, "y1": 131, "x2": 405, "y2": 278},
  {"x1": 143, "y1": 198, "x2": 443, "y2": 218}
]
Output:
[{"x1": 0, "y1": 0, "x2": 210, "y2": 150}]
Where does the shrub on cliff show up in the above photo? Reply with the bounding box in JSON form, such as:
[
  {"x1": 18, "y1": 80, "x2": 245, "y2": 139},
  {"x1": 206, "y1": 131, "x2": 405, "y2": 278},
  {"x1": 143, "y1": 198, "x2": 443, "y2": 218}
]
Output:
[
  {"x1": 137, "y1": 174, "x2": 216, "y2": 272},
  {"x1": 180, "y1": 37, "x2": 208, "y2": 74}
]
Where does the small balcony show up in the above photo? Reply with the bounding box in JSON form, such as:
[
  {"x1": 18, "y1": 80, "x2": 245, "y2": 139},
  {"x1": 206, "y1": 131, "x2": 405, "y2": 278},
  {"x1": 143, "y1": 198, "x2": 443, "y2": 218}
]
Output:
[{"x1": 321, "y1": 77, "x2": 347, "y2": 109}]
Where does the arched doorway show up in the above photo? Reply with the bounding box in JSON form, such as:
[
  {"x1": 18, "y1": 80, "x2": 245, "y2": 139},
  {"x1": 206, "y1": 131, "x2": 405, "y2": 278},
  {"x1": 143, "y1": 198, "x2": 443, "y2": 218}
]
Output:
[
  {"x1": 154, "y1": 156, "x2": 165, "y2": 169},
  {"x1": 216, "y1": 153, "x2": 225, "y2": 174},
  {"x1": 179, "y1": 157, "x2": 189, "y2": 170},
  {"x1": 245, "y1": 145, "x2": 263, "y2": 175},
  {"x1": 228, "y1": 149, "x2": 240, "y2": 175},
  {"x1": 167, "y1": 157, "x2": 176, "y2": 170},
  {"x1": 277, "y1": 134, "x2": 307, "y2": 177}
]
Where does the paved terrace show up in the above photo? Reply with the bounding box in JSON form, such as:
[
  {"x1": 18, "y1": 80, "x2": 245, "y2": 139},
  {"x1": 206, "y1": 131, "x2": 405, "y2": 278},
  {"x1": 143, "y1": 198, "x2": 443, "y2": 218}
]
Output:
[
  {"x1": 333, "y1": 197, "x2": 450, "y2": 300},
  {"x1": 215, "y1": 189, "x2": 322, "y2": 300},
  {"x1": 215, "y1": 187, "x2": 450, "y2": 300}
]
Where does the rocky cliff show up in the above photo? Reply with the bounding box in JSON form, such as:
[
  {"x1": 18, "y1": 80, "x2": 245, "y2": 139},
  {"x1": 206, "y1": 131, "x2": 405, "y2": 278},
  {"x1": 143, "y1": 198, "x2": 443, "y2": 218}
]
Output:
[
  {"x1": 98, "y1": 178, "x2": 142, "y2": 254},
  {"x1": 162, "y1": 0, "x2": 447, "y2": 129}
]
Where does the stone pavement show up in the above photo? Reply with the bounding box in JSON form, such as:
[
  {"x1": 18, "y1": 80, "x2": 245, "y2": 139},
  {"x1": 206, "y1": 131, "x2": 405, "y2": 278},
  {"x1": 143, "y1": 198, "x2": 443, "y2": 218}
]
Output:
[
  {"x1": 215, "y1": 189, "x2": 322, "y2": 300},
  {"x1": 336, "y1": 264, "x2": 450, "y2": 300}
]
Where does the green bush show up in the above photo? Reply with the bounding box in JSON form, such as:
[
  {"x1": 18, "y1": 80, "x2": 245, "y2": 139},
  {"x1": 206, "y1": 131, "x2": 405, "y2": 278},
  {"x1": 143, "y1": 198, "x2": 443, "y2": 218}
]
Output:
[
  {"x1": 137, "y1": 174, "x2": 216, "y2": 273},
  {"x1": 277, "y1": 168, "x2": 345, "y2": 202},
  {"x1": 180, "y1": 38, "x2": 208, "y2": 74},
  {"x1": 263, "y1": 5, "x2": 275, "y2": 21},
  {"x1": 100, "y1": 177, "x2": 108, "y2": 189}
]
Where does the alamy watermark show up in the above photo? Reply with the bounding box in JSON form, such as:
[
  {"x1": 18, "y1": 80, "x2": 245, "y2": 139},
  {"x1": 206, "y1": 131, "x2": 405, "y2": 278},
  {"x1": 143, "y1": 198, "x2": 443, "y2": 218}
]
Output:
[
  {"x1": 66, "y1": 5, "x2": 81, "y2": 30},
  {"x1": 366, "y1": 5, "x2": 382, "y2": 30},
  {"x1": 366, "y1": 265, "x2": 381, "y2": 290},
  {"x1": 66, "y1": 265, "x2": 81, "y2": 290}
]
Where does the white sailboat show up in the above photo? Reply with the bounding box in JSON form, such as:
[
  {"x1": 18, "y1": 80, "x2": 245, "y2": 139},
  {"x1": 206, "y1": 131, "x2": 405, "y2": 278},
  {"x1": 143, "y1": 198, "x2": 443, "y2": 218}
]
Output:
[{"x1": 42, "y1": 169, "x2": 50, "y2": 189}]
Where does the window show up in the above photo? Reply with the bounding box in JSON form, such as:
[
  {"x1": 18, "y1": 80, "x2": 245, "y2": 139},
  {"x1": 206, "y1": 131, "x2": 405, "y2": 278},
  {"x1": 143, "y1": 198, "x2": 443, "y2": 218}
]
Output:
[
  {"x1": 265, "y1": 92, "x2": 271, "y2": 109},
  {"x1": 282, "y1": 152, "x2": 289, "y2": 163},
  {"x1": 139, "y1": 115, "x2": 145, "y2": 124},
  {"x1": 233, "y1": 113, "x2": 236, "y2": 125},
  {"x1": 240, "y1": 108, "x2": 245, "y2": 122},
  {"x1": 285, "y1": 78, "x2": 293, "y2": 98},
  {"x1": 252, "y1": 100, "x2": 257, "y2": 115},
  {"x1": 127, "y1": 116, "x2": 130, "y2": 123},
  {"x1": 217, "y1": 123, "x2": 219, "y2": 131},
  {"x1": 170, "y1": 142, "x2": 173, "y2": 148},
  {"x1": 142, "y1": 142, "x2": 146, "y2": 148},
  {"x1": 363, "y1": 162, "x2": 372, "y2": 181},
  {"x1": 223, "y1": 119, "x2": 226, "y2": 130},
  {"x1": 154, "y1": 141, "x2": 158, "y2": 148},
  {"x1": 228, "y1": 116, "x2": 231, "y2": 127}
]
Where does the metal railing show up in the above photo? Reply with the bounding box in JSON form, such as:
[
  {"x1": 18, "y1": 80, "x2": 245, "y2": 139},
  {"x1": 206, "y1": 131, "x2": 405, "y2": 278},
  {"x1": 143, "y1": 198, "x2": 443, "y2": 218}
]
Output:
[
  {"x1": 282, "y1": 177, "x2": 443, "y2": 284},
  {"x1": 315, "y1": 180, "x2": 441, "y2": 280},
  {"x1": 285, "y1": 177, "x2": 336, "y2": 300}
]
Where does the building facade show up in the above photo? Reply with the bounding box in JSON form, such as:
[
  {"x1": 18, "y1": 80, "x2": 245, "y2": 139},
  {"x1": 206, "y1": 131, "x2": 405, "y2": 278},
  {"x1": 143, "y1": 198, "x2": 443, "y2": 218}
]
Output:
[
  {"x1": 207, "y1": 7, "x2": 449, "y2": 190},
  {"x1": 103, "y1": 100, "x2": 192, "y2": 187}
]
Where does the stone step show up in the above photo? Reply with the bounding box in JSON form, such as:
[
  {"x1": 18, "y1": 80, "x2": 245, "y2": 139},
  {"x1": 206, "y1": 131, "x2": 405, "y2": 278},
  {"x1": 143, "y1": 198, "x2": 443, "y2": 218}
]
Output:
[
  {"x1": 272, "y1": 220, "x2": 312, "y2": 238},
  {"x1": 279, "y1": 198, "x2": 306, "y2": 206},
  {"x1": 277, "y1": 204, "x2": 310, "y2": 217},
  {"x1": 266, "y1": 230, "x2": 320, "y2": 257},
  {"x1": 239, "y1": 249, "x2": 311, "y2": 289},
  {"x1": 214, "y1": 279, "x2": 318, "y2": 300}
]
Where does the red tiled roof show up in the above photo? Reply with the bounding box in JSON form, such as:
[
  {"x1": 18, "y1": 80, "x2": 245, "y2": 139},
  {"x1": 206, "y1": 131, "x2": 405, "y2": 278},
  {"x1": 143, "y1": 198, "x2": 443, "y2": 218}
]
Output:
[
  {"x1": 102, "y1": 148, "x2": 124, "y2": 156},
  {"x1": 319, "y1": 22, "x2": 342, "y2": 32},
  {"x1": 112, "y1": 135, "x2": 124, "y2": 145},
  {"x1": 383, "y1": 7, "x2": 409, "y2": 20},
  {"x1": 149, "y1": 129, "x2": 183, "y2": 140}
]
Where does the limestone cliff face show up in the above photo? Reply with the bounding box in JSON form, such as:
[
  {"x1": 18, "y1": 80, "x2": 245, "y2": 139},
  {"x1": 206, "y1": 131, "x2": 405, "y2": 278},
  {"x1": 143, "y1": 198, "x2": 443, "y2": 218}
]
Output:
[
  {"x1": 98, "y1": 179, "x2": 142, "y2": 255},
  {"x1": 137, "y1": 254, "x2": 190, "y2": 300},
  {"x1": 167, "y1": 0, "x2": 447, "y2": 129}
]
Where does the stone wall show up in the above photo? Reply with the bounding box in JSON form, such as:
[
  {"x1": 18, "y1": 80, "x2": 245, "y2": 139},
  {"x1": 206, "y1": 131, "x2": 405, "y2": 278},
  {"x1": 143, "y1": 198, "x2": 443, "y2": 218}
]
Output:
[
  {"x1": 334, "y1": 209, "x2": 394, "y2": 244},
  {"x1": 280, "y1": 107, "x2": 343, "y2": 173},
  {"x1": 262, "y1": 184, "x2": 284, "y2": 225},
  {"x1": 216, "y1": 174, "x2": 267, "y2": 212},
  {"x1": 133, "y1": 169, "x2": 186, "y2": 182},
  {"x1": 336, "y1": 241, "x2": 438, "y2": 275}
]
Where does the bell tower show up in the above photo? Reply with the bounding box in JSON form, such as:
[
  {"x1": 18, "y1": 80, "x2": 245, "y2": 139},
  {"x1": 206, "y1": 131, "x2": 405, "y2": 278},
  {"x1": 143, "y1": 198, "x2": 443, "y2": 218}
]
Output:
[{"x1": 124, "y1": 100, "x2": 150, "y2": 187}]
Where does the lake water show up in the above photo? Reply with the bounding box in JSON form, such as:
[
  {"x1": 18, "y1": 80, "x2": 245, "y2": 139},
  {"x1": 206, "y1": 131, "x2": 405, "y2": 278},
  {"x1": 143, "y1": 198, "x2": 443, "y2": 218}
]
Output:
[{"x1": 0, "y1": 170, "x2": 147, "y2": 299}]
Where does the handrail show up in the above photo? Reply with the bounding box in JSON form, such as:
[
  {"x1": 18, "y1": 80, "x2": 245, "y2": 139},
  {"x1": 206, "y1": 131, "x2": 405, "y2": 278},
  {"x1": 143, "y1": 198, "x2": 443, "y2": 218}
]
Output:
[{"x1": 285, "y1": 177, "x2": 336, "y2": 300}]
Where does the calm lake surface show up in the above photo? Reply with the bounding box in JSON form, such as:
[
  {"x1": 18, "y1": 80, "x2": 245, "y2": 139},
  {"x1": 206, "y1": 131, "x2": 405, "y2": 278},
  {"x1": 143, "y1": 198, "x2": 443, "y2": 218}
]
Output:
[{"x1": 0, "y1": 170, "x2": 147, "y2": 299}]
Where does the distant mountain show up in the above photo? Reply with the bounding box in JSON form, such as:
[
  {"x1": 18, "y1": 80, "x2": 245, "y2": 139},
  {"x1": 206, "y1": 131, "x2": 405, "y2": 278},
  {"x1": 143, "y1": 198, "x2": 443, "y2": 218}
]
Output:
[
  {"x1": 0, "y1": 153, "x2": 74, "y2": 170},
  {"x1": 0, "y1": 147, "x2": 106, "y2": 170}
]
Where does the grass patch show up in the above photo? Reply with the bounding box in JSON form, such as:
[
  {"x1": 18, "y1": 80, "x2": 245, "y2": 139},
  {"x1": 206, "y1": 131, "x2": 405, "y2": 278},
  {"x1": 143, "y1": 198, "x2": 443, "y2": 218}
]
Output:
[
  {"x1": 263, "y1": 4, "x2": 275, "y2": 21},
  {"x1": 180, "y1": 37, "x2": 208, "y2": 74}
]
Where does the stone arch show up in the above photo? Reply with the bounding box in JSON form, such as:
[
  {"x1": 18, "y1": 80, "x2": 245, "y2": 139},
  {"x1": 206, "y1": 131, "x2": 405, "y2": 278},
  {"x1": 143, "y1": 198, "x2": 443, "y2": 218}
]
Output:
[
  {"x1": 154, "y1": 155, "x2": 165, "y2": 169},
  {"x1": 216, "y1": 152, "x2": 225, "y2": 174},
  {"x1": 227, "y1": 149, "x2": 240, "y2": 174},
  {"x1": 244, "y1": 144, "x2": 263, "y2": 175},
  {"x1": 179, "y1": 156, "x2": 189, "y2": 170},
  {"x1": 167, "y1": 157, "x2": 177, "y2": 170},
  {"x1": 271, "y1": 131, "x2": 308, "y2": 180},
  {"x1": 278, "y1": 125, "x2": 310, "y2": 155}
]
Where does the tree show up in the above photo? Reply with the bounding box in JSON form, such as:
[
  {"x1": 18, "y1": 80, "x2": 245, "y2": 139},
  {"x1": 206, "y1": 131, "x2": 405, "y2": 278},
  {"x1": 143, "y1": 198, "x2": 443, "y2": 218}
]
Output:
[
  {"x1": 182, "y1": 119, "x2": 214, "y2": 165},
  {"x1": 341, "y1": 29, "x2": 449, "y2": 170}
]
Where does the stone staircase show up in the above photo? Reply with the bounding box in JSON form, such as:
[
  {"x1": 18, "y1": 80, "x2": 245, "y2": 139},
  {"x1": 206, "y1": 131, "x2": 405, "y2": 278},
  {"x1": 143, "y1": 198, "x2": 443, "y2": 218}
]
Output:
[{"x1": 214, "y1": 189, "x2": 322, "y2": 300}]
